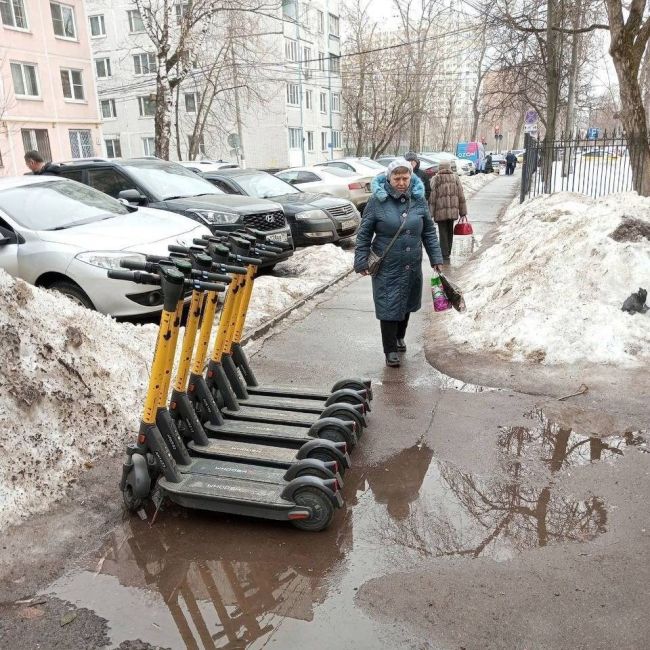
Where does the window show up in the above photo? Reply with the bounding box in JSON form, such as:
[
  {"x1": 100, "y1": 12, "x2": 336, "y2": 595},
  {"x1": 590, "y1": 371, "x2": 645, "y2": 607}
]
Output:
[
  {"x1": 331, "y1": 92, "x2": 341, "y2": 113},
  {"x1": 328, "y1": 13, "x2": 339, "y2": 37},
  {"x1": 95, "y1": 58, "x2": 111, "y2": 79},
  {"x1": 89, "y1": 14, "x2": 105, "y2": 37},
  {"x1": 127, "y1": 9, "x2": 144, "y2": 32},
  {"x1": 21, "y1": 129, "x2": 51, "y2": 159},
  {"x1": 142, "y1": 137, "x2": 155, "y2": 156},
  {"x1": 297, "y1": 170, "x2": 320, "y2": 182},
  {"x1": 281, "y1": 0, "x2": 295, "y2": 20},
  {"x1": 100, "y1": 98, "x2": 116, "y2": 119},
  {"x1": 318, "y1": 52, "x2": 325, "y2": 71},
  {"x1": 133, "y1": 52, "x2": 156, "y2": 75},
  {"x1": 332, "y1": 130, "x2": 342, "y2": 149},
  {"x1": 61, "y1": 68, "x2": 84, "y2": 101},
  {"x1": 285, "y1": 38, "x2": 298, "y2": 62},
  {"x1": 329, "y1": 54, "x2": 340, "y2": 75},
  {"x1": 286, "y1": 83, "x2": 300, "y2": 106},
  {"x1": 87, "y1": 169, "x2": 134, "y2": 197},
  {"x1": 50, "y1": 2, "x2": 76, "y2": 39},
  {"x1": 69, "y1": 129, "x2": 94, "y2": 158},
  {"x1": 319, "y1": 91, "x2": 327, "y2": 113},
  {"x1": 174, "y1": 2, "x2": 188, "y2": 24},
  {"x1": 1, "y1": 0, "x2": 28, "y2": 29},
  {"x1": 288, "y1": 127, "x2": 302, "y2": 150},
  {"x1": 138, "y1": 95, "x2": 155, "y2": 117},
  {"x1": 305, "y1": 89, "x2": 312, "y2": 109},
  {"x1": 306, "y1": 131, "x2": 314, "y2": 152},
  {"x1": 317, "y1": 9, "x2": 324, "y2": 33},
  {"x1": 321, "y1": 131, "x2": 327, "y2": 151},
  {"x1": 104, "y1": 138, "x2": 121, "y2": 158},
  {"x1": 303, "y1": 46, "x2": 312, "y2": 68},
  {"x1": 10, "y1": 62, "x2": 39, "y2": 97},
  {"x1": 187, "y1": 134, "x2": 206, "y2": 156},
  {"x1": 184, "y1": 92, "x2": 197, "y2": 113}
]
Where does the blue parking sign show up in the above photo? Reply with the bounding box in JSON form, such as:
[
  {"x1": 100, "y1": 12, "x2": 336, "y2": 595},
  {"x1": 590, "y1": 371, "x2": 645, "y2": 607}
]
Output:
[{"x1": 587, "y1": 127, "x2": 599, "y2": 140}]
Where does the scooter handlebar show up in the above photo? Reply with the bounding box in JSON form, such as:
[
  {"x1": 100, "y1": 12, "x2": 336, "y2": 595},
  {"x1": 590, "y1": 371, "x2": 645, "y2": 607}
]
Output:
[
  {"x1": 107, "y1": 269, "x2": 160, "y2": 285},
  {"x1": 231, "y1": 253, "x2": 263, "y2": 266},
  {"x1": 185, "y1": 279, "x2": 226, "y2": 292}
]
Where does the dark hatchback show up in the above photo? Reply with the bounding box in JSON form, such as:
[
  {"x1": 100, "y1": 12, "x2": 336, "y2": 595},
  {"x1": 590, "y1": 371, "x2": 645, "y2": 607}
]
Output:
[
  {"x1": 200, "y1": 169, "x2": 361, "y2": 247},
  {"x1": 57, "y1": 158, "x2": 294, "y2": 268}
]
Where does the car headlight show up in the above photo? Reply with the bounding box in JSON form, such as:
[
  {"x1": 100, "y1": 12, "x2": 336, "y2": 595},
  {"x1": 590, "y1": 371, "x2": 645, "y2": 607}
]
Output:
[
  {"x1": 75, "y1": 251, "x2": 146, "y2": 270},
  {"x1": 188, "y1": 209, "x2": 240, "y2": 225},
  {"x1": 295, "y1": 209, "x2": 330, "y2": 221}
]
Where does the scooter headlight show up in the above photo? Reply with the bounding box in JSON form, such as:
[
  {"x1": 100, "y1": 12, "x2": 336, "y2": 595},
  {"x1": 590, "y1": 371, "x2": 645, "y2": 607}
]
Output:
[{"x1": 76, "y1": 251, "x2": 146, "y2": 270}]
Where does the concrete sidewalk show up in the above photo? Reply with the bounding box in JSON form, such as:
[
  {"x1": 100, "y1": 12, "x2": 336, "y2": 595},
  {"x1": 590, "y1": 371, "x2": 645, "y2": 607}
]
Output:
[{"x1": 466, "y1": 172, "x2": 520, "y2": 238}]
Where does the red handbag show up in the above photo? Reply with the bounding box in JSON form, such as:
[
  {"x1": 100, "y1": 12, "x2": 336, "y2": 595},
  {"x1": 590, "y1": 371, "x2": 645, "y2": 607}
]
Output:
[{"x1": 454, "y1": 215, "x2": 473, "y2": 236}]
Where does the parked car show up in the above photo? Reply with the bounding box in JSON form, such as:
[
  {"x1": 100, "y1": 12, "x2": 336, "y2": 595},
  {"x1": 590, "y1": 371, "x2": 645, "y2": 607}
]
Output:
[
  {"x1": 488, "y1": 153, "x2": 507, "y2": 173},
  {"x1": 276, "y1": 165, "x2": 372, "y2": 212},
  {"x1": 201, "y1": 169, "x2": 360, "y2": 247},
  {"x1": 0, "y1": 176, "x2": 212, "y2": 317},
  {"x1": 178, "y1": 160, "x2": 239, "y2": 173},
  {"x1": 315, "y1": 157, "x2": 385, "y2": 177},
  {"x1": 56, "y1": 158, "x2": 293, "y2": 268},
  {"x1": 420, "y1": 152, "x2": 459, "y2": 174},
  {"x1": 511, "y1": 149, "x2": 526, "y2": 163},
  {"x1": 376, "y1": 156, "x2": 439, "y2": 178}
]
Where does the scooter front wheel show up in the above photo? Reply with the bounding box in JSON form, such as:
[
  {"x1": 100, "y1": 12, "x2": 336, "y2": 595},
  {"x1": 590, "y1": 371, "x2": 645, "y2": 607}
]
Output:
[
  {"x1": 292, "y1": 487, "x2": 334, "y2": 532},
  {"x1": 123, "y1": 483, "x2": 144, "y2": 513}
]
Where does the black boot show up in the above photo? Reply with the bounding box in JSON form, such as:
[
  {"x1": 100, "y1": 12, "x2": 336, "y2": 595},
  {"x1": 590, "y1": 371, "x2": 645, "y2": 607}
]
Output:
[
  {"x1": 385, "y1": 352, "x2": 400, "y2": 367},
  {"x1": 396, "y1": 338, "x2": 406, "y2": 352}
]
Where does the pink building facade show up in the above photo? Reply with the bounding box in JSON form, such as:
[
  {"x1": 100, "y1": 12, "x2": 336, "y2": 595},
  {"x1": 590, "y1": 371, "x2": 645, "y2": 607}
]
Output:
[{"x1": 0, "y1": 0, "x2": 102, "y2": 176}]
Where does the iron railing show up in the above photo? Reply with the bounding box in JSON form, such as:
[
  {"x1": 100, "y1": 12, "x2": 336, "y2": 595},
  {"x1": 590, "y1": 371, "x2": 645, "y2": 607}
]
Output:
[{"x1": 519, "y1": 131, "x2": 649, "y2": 202}]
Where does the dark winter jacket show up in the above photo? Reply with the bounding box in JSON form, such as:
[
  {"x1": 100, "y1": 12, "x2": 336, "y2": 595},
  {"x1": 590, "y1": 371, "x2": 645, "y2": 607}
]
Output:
[
  {"x1": 506, "y1": 152, "x2": 517, "y2": 166},
  {"x1": 428, "y1": 169, "x2": 467, "y2": 222},
  {"x1": 484, "y1": 155, "x2": 494, "y2": 174},
  {"x1": 354, "y1": 173, "x2": 443, "y2": 321},
  {"x1": 413, "y1": 161, "x2": 431, "y2": 202},
  {"x1": 28, "y1": 162, "x2": 62, "y2": 176}
]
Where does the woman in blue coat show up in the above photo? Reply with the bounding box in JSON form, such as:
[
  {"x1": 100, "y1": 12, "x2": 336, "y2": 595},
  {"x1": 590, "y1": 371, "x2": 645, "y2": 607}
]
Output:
[{"x1": 354, "y1": 157, "x2": 444, "y2": 367}]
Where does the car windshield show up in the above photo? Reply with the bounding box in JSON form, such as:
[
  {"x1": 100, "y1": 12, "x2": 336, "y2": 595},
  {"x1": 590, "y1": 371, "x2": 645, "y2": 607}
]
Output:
[
  {"x1": 0, "y1": 179, "x2": 128, "y2": 230},
  {"x1": 123, "y1": 161, "x2": 224, "y2": 200},
  {"x1": 235, "y1": 173, "x2": 299, "y2": 198},
  {"x1": 358, "y1": 158, "x2": 386, "y2": 170},
  {"x1": 321, "y1": 166, "x2": 356, "y2": 178}
]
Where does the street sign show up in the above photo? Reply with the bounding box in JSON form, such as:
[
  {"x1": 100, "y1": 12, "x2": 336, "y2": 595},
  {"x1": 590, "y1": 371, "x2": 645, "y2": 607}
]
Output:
[
  {"x1": 587, "y1": 127, "x2": 599, "y2": 140},
  {"x1": 525, "y1": 109, "x2": 538, "y2": 124},
  {"x1": 524, "y1": 123, "x2": 538, "y2": 134},
  {"x1": 227, "y1": 133, "x2": 240, "y2": 149}
]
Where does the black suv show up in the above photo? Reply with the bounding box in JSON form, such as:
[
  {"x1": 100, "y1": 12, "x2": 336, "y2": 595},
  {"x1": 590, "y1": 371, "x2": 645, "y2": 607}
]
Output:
[{"x1": 57, "y1": 158, "x2": 294, "y2": 268}]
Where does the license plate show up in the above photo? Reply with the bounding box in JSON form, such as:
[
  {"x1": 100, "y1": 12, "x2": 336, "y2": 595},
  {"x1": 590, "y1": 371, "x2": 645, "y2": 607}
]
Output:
[
  {"x1": 267, "y1": 232, "x2": 288, "y2": 243},
  {"x1": 341, "y1": 219, "x2": 357, "y2": 229}
]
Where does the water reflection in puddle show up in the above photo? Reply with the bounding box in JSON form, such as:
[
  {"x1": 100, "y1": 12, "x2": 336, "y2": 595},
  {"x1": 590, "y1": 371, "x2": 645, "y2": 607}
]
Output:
[{"x1": 45, "y1": 409, "x2": 646, "y2": 649}]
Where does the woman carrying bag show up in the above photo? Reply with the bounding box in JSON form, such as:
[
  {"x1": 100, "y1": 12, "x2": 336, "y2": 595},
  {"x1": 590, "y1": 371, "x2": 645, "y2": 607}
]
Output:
[{"x1": 354, "y1": 158, "x2": 444, "y2": 368}]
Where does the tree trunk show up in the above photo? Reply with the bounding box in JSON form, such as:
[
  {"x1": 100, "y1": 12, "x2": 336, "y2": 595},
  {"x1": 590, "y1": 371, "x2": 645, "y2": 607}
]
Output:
[
  {"x1": 175, "y1": 81, "x2": 182, "y2": 160},
  {"x1": 543, "y1": 0, "x2": 561, "y2": 192},
  {"x1": 562, "y1": 2, "x2": 583, "y2": 177},
  {"x1": 155, "y1": 74, "x2": 173, "y2": 160},
  {"x1": 512, "y1": 111, "x2": 525, "y2": 149},
  {"x1": 471, "y1": 95, "x2": 480, "y2": 141}
]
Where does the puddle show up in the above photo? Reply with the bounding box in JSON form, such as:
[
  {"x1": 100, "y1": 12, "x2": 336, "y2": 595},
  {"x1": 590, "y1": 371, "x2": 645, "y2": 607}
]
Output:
[{"x1": 44, "y1": 408, "x2": 634, "y2": 648}]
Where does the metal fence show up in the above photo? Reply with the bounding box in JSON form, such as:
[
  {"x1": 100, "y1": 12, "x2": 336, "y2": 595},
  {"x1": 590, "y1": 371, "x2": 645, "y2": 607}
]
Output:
[{"x1": 519, "y1": 132, "x2": 649, "y2": 202}]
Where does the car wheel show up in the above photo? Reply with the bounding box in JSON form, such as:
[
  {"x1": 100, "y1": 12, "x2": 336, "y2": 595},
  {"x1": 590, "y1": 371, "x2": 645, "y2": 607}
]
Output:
[{"x1": 49, "y1": 281, "x2": 96, "y2": 310}]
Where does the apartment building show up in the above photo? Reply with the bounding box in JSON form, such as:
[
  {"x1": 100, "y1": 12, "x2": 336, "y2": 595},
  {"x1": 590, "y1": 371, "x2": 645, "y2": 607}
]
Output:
[
  {"x1": 85, "y1": 0, "x2": 344, "y2": 168},
  {"x1": 0, "y1": 0, "x2": 102, "y2": 175}
]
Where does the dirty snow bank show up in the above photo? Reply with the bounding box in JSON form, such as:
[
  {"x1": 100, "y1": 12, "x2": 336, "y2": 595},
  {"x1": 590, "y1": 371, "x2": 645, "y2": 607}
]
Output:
[
  {"x1": 447, "y1": 192, "x2": 650, "y2": 366},
  {"x1": 0, "y1": 245, "x2": 352, "y2": 530},
  {"x1": 460, "y1": 172, "x2": 496, "y2": 197}
]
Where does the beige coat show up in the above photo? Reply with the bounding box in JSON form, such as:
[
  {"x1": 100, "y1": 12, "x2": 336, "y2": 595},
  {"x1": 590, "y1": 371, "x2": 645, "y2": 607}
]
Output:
[{"x1": 428, "y1": 169, "x2": 467, "y2": 222}]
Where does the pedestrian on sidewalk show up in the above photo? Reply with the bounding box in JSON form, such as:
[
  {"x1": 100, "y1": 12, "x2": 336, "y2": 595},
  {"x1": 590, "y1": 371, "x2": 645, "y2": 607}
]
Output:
[
  {"x1": 505, "y1": 150, "x2": 517, "y2": 175},
  {"x1": 24, "y1": 150, "x2": 61, "y2": 176},
  {"x1": 404, "y1": 151, "x2": 431, "y2": 202},
  {"x1": 428, "y1": 160, "x2": 467, "y2": 264},
  {"x1": 354, "y1": 157, "x2": 443, "y2": 368}
]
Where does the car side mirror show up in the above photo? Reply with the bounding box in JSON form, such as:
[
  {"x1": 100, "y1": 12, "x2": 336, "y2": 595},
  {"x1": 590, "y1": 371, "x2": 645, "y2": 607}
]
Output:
[
  {"x1": 118, "y1": 189, "x2": 147, "y2": 205},
  {"x1": 0, "y1": 228, "x2": 18, "y2": 246}
]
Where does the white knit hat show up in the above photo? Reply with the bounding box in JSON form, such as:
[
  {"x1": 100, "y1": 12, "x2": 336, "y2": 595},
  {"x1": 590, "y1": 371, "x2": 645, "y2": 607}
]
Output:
[{"x1": 386, "y1": 157, "x2": 412, "y2": 178}]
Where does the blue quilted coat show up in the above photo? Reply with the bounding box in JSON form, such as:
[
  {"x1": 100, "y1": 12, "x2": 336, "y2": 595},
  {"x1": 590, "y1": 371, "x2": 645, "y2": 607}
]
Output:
[{"x1": 354, "y1": 173, "x2": 443, "y2": 321}]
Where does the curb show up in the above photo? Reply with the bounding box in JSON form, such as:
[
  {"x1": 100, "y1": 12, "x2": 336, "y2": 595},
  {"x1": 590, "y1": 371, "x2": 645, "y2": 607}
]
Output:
[{"x1": 240, "y1": 266, "x2": 355, "y2": 345}]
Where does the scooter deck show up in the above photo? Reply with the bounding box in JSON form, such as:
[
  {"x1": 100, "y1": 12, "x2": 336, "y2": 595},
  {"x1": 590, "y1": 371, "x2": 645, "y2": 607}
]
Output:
[
  {"x1": 181, "y1": 457, "x2": 291, "y2": 485},
  {"x1": 237, "y1": 394, "x2": 329, "y2": 414},
  {"x1": 222, "y1": 406, "x2": 320, "y2": 427},
  {"x1": 246, "y1": 385, "x2": 332, "y2": 401},
  {"x1": 204, "y1": 419, "x2": 312, "y2": 445},
  {"x1": 188, "y1": 438, "x2": 299, "y2": 464}
]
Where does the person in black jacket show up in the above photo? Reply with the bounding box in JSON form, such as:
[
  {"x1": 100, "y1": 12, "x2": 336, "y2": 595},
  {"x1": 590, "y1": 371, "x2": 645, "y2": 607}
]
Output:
[
  {"x1": 404, "y1": 151, "x2": 431, "y2": 202},
  {"x1": 24, "y1": 150, "x2": 61, "y2": 176},
  {"x1": 505, "y1": 151, "x2": 517, "y2": 175}
]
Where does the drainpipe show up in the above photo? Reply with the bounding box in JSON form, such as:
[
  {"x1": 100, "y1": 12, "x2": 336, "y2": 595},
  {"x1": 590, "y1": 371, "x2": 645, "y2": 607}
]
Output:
[
  {"x1": 295, "y1": 0, "x2": 305, "y2": 165},
  {"x1": 326, "y1": 0, "x2": 333, "y2": 160}
]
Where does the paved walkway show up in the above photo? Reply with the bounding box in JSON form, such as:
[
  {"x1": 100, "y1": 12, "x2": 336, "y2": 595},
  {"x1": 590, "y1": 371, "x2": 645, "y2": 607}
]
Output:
[{"x1": 466, "y1": 172, "x2": 520, "y2": 238}]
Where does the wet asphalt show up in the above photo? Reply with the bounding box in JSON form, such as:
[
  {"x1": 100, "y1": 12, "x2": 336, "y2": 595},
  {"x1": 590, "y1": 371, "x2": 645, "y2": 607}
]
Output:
[{"x1": 3, "y1": 175, "x2": 649, "y2": 649}]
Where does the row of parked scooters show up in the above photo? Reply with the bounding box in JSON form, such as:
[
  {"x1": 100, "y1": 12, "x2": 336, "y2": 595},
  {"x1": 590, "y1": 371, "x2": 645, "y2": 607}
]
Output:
[{"x1": 107, "y1": 229, "x2": 371, "y2": 531}]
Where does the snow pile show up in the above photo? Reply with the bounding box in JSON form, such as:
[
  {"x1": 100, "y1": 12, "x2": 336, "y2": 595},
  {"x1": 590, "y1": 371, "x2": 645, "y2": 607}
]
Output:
[
  {"x1": 0, "y1": 245, "x2": 352, "y2": 530},
  {"x1": 245, "y1": 244, "x2": 353, "y2": 331},
  {"x1": 460, "y1": 173, "x2": 496, "y2": 196},
  {"x1": 447, "y1": 192, "x2": 650, "y2": 366},
  {"x1": 0, "y1": 272, "x2": 157, "y2": 531}
]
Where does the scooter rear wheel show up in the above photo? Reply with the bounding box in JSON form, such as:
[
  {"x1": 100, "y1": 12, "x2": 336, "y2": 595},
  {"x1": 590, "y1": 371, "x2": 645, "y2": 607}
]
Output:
[
  {"x1": 326, "y1": 409, "x2": 364, "y2": 438},
  {"x1": 123, "y1": 484, "x2": 144, "y2": 513},
  {"x1": 292, "y1": 487, "x2": 334, "y2": 532},
  {"x1": 318, "y1": 426, "x2": 356, "y2": 450},
  {"x1": 306, "y1": 450, "x2": 346, "y2": 476}
]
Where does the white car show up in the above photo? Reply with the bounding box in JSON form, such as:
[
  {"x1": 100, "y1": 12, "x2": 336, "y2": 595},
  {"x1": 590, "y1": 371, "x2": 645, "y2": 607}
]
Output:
[
  {"x1": 276, "y1": 165, "x2": 373, "y2": 211},
  {"x1": 0, "y1": 176, "x2": 211, "y2": 317},
  {"x1": 178, "y1": 160, "x2": 239, "y2": 173},
  {"x1": 315, "y1": 157, "x2": 385, "y2": 178}
]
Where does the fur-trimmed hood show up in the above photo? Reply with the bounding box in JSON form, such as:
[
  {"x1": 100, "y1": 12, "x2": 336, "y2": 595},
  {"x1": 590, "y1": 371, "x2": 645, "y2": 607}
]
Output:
[{"x1": 371, "y1": 173, "x2": 425, "y2": 202}]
